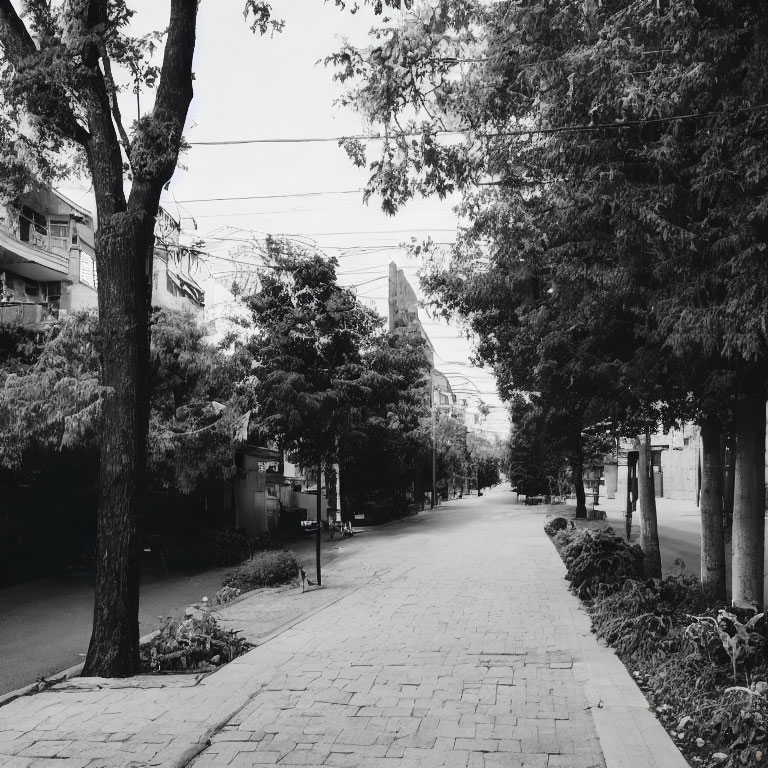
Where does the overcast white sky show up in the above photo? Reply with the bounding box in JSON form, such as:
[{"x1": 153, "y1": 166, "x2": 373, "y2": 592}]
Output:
[{"x1": 57, "y1": 0, "x2": 509, "y2": 437}]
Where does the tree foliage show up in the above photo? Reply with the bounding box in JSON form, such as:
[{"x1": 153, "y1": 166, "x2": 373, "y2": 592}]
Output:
[
  {"x1": 245, "y1": 244, "x2": 382, "y2": 468},
  {"x1": 333, "y1": 1, "x2": 768, "y2": 594},
  {"x1": 338, "y1": 331, "x2": 432, "y2": 515}
]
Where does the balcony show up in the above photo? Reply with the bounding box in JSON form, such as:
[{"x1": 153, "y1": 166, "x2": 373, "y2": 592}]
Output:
[
  {"x1": 0, "y1": 301, "x2": 58, "y2": 329},
  {"x1": 0, "y1": 209, "x2": 71, "y2": 281}
]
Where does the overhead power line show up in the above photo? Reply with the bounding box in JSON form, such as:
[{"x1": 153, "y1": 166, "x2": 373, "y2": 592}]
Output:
[
  {"x1": 275, "y1": 228, "x2": 455, "y2": 237},
  {"x1": 182, "y1": 205, "x2": 362, "y2": 219},
  {"x1": 165, "y1": 189, "x2": 363, "y2": 204},
  {"x1": 187, "y1": 103, "x2": 768, "y2": 147}
]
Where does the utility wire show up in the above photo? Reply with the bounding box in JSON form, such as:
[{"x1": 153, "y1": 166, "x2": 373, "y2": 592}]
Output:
[
  {"x1": 183, "y1": 205, "x2": 362, "y2": 219},
  {"x1": 187, "y1": 103, "x2": 768, "y2": 147},
  {"x1": 165, "y1": 189, "x2": 364, "y2": 204}
]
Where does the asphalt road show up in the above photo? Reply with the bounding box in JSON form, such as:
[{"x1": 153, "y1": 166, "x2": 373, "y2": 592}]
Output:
[
  {"x1": 597, "y1": 494, "x2": 732, "y2": 590},
  {"x1": 0, "y1": 534, "x2": 331, "y2": 696}
]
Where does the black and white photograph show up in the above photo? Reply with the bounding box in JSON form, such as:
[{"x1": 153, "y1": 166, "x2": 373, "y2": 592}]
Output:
[{"x1": 0, "y1": 1, "x2": 766, "y2": 766}]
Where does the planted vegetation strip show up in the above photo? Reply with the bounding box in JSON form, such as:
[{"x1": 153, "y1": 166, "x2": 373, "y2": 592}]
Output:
[
  {"x1": 545, "y1": 521, "x2": 767, "y2": 768},
  {"x1": 223, "y1": 550, "x2": 301, "y2": 592}
]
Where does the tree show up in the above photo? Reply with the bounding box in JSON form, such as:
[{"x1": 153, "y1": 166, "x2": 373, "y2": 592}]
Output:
[
  {"x1": 148, "y1": 307, "x2": 250, "y2": 499},
  {"x1": 0, "y1": 0, "x2": 201, "y2": 676},
  {"x1": 245, "y1": 244, "x2": 381, "y2": 582},
  {"x1": 466, "y1": 430, "x2": 503, "y2": 493},
  {"x1": 0, "y1": 0, "x2": 407, "y2": 676},
  {"x1": 335, "y1": 332, "x2": 432, "y2": 519},
  {"x1": 506, "y1": 397, "x2": 568, "y2": 499},
  {"x1": 0, "y1": 308, "x2": 250, "y2": 577},
  {"x1": 332, "y1": 0, "x2": 768, "y2": 600},
  {"x1": 434, "y1": 410, "x2": 468, "y2": 497}
]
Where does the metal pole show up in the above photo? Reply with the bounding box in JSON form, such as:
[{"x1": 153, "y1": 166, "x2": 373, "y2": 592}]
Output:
[
  {"x1": 316, "y1": 460, "x2": 322, "y2": 586},
  {"x1": 431, "y1": 405, "x2": 437, "y2": 508}
]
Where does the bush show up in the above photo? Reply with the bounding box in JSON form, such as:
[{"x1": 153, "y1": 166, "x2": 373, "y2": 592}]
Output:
[
  {"x1": 544, "y1": 516, "x2": 568, "y2": 536},
  {"x1": 552, "y1": 526, "x2": 644, "y2": 598},
  {"x1": 590, "y1": 576, "x2": 708, "y2": 666},
  {"x1": 223, "y1": 549, "x2": 300, "y2": 592},
  {"x1": 547, "y1": 523, "x2": 768, "y2": 768},
  {"x1": 214, "y1": 585, "x2": 241, "y2": 605},
  {"x1": 140, "y1": 611, "x2": 250, "y2": 673}
]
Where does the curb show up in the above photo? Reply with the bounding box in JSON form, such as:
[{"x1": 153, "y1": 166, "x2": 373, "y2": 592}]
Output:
[
  {"x1": 0, "y1": 529, "x2": 371, "y2": 711},
  {"x1": 0, "y1": 628, "x2": 160, "y2": 710}
]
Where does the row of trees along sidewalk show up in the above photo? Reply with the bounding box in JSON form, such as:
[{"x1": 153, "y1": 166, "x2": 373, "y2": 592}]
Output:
[
  {"x1": 329, "y1": 0, "x2": 768, "y2": 609},
  {"x1": 0, "y1": 0, "x2": 408, "y2": 677}
]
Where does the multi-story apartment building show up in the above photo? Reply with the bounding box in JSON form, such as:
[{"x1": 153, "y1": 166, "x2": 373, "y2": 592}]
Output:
[
  {"x1": 0, "y1": 187, "x2": 205, "y2": 330},
  {"x1": 0, "y1": 187, "x2": 97, "y2": 329},
  {"x1": 152, "y1": 206, "x2": 205, "y2": 312}
]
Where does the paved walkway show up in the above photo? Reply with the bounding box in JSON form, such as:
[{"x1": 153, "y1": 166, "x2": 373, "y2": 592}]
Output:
[{"x1": 0, "y1": 489, "x2": 689, "y2": 768}]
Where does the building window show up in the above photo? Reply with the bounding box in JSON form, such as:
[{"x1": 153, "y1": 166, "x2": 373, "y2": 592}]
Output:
[
  {"x1": 49, "y1": 222, "x2": 69, "y2": 239},
  {"x1": 19, "y1": 206, "x2": 45, "y2": 241}
]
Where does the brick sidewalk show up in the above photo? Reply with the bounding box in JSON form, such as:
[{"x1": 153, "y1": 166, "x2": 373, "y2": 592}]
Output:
[{"x1": 0, "y1": 490, "x2": 689, "y2": 768}]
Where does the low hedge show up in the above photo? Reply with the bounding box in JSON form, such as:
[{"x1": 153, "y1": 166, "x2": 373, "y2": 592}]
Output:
[
  {"x1": 550, "y1": 525, "x2": 644, "y2": 598},
  {"x1": 546, "y1": 522, "x2": 768, "y2": 768},
  {"x1": 223, "y1": 549, "x2": 300, "y2": 592}
]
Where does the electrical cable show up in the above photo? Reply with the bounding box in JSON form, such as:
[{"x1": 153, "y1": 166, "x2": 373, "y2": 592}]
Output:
[
  {"x1": 187, "y1": 102, "x2": 768, "y2": 147},
  {"x1": 164, "y1": 189, "x2": 364, "y2": 204}
]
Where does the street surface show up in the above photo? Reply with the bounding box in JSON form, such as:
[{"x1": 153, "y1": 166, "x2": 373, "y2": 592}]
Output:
[
  {"x1": 0, "y1": 491, "x2": 713, "y2": 698},
  {"x1": 0, "y1": 488, "x2": 688, "y2": 768},
  {"x1": 0, "y1": 536, "x2": 331, "y2": 696},
  {"x1": 598, "y1": 495, "x2": 732, "y2": 589}
]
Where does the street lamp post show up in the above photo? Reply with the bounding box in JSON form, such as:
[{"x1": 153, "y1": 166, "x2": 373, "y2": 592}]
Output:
[{"x1": 431, "y1": 401, "x2": 437, "y2": 508}]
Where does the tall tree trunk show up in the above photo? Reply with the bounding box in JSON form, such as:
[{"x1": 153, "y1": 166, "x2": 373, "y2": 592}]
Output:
[
  {"x1": 700, "y1": 418, "x2": 726, "y2": 602},
  {"x1": 637, "y1": 429, "x2": 662, "y2": 578},
  {"x1": 732, "y1": 367, "x2": 765, "y2": 609},
  {"x1": 82, "y1": 0, "x2": 198, "y2": 677},
  {"x1": 573, "y1": 457, "x2": 587, "y2": 518},
  {"x1": 84, "y1": 211, "x2": 154, "y2": 677}
]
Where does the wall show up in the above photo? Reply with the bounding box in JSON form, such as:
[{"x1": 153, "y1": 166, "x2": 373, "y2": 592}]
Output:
[
  {"x1": 234, "y1": 452, "x2": 283, "y2": 535},
  {"x1": 293, "y1": 491, "x2": 328, "y2": 523},
  {"x1": 652, "y1": 424, "x2": 699, "y2": 501},
  {"x1": 659, "y1": 444, "x2": 698, "y2": 500}
]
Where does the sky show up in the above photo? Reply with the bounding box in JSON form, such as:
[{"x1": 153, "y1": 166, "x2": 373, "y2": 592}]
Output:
[{"x1": 58, "y1": 0, "x2": 509, "y2": 438}]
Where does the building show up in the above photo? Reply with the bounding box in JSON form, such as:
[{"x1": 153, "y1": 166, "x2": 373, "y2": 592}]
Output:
[
  {"x1": 600, "y1": 426, "x2": 702, "y2": 504},
  {"x1": 233, "y1": 444, "x2": 330, "y2": 535},
  {"x1": 0, "y1": 187, "x2": 206, "y2": 331},
  {"x1": 152, "y1": 207, "x2": 205, "y2": 312},
  {"x1": 388, "y1": 261, "x2": 460, "y2": 411},
  {"x1": 0, "y1": 187, "x2": 97, "y2": 329}
]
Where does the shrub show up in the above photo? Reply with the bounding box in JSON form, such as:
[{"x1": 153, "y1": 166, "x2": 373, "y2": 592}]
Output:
[
  {"x1": 214, "y1": 585, "x2": 241, "y2": 605},
  {"x1": 552, "y1": 527, "x2": 644, "y2": 598},
  {"x1": 544, "y1": 516, "x2": 568, "y2": 536},
  {"x1": 546, "y1": 520, "x2": 768, "y2": 767},
  {"x1": 223, "y1": 549, "x2": 300, "y2": 592},
  {"x1": 140, "y1": 611, "x2": 250, "y2": 672},
  {"x1": 590, "y1": 576, "x2": 708, "y2": 666},
  {"x1": 686, "y1": 609, "x2": 767, "y2": 684}
]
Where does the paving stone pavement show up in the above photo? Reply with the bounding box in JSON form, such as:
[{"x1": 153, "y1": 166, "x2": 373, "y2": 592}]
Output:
[{"x1": 0, "y1": 489, "x2": 690, "y2": 768}]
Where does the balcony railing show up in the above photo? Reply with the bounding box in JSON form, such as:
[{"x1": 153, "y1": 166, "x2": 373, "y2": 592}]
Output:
[
  {"x1": 0, "y1": 301, "x2": 58, "y2": 328},
  {"x1": 0, "y1": 211, "x2": 71, "y2": 274},
  {"x1": 28, "y1": 229, "x2": 70, "y2": 259}
]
